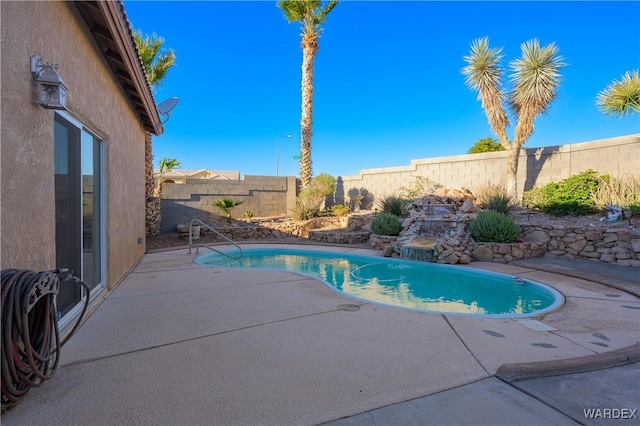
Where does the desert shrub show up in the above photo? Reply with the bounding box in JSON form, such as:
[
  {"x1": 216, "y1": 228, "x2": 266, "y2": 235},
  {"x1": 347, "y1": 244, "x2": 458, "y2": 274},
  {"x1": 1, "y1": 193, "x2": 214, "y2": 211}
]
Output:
[
  {"x1": 522, "y1": 186, "x2": 545, "y2": 210},
  {"x1": 371, "y1": 213, "x2": 402, "y2": 236},
  {"x1": 591, "y1": 174, "x2": 640, "y2": 214},
  {"x1": 376, "y1": 195, "x2": 408, "y2": 216},
  {"x1": 475, "y1": 182, "x2": 514, "y2": 214},
  {"x1": 522, "y1": 170, "x2": 602, "y2": 216},
  {"x1": 291, "y1": 187, "x2": 324, "y2": 221},
  {"x1": 331, "y1": 204, "x2": 350, "y2": 217},
  {"x1": 469, "y1": 210, "x2": 519, "y2": 243},
  {"x1": 398, "y1": 176, "x2": 443, "y2": 200}
]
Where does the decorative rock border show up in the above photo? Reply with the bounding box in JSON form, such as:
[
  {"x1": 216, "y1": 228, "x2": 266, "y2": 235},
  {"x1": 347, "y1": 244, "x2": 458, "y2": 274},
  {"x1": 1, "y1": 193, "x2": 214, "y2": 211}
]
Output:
[
  {"x1": 175, "y1": 212, "x2": 640, "y2": 268},
  {"x1": 520, "y1": 223, "x2": 640, "y2": 267},
  {"x1": 308, "y1": 230, "x2": 371, "y2": 244}
]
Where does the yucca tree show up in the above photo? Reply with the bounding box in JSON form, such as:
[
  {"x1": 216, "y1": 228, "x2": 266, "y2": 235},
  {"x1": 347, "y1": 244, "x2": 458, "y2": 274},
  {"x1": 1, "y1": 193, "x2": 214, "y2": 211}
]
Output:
[
  {"x1": 596, "y1": 70, "x2": 640, "y2": 117},
  {"x1": 133, "y1": 29, "x2": 176, "y2": 236},
  {"x1": 153, "y1": 156, "x2": 180, "y2": 198},
  {"x1": 277, "y1": 0, "x2": 338, "y2": 188},
  {"x1": 463, "y1": 37, "x2": 564, "y2": 201}
]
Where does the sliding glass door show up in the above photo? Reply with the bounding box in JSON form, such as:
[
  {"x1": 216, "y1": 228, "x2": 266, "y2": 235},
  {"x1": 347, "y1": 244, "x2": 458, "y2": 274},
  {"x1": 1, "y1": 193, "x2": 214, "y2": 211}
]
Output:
[{"x1": 54, "y1": 113, "x2": 105, "y2": 322}]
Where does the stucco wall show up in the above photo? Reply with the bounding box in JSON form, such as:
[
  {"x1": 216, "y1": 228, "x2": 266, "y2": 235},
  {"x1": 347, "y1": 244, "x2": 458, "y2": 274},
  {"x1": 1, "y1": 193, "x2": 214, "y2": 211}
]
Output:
[
  {"x1": 338, "y1": 134, "x2": 640, "y2": 208},
  {"x1": 1, "y1": 2, "x2": 146, "y2": 289},
  {"x1": 161, "y1": 176, "x2": 298, "y2": 232}
]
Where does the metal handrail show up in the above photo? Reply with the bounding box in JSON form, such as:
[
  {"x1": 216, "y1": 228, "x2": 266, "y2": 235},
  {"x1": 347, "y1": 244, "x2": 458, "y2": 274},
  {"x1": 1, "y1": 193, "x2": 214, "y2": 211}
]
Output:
[{"x1": 187, "y1": 219, "x2": 243, "y2": 260}]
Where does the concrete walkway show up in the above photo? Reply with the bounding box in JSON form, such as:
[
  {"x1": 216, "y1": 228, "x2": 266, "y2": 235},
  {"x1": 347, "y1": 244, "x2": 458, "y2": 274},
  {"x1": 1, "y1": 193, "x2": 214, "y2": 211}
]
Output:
[{"x1": 2, "y1": 245, "x2": 639, "y2": 425}]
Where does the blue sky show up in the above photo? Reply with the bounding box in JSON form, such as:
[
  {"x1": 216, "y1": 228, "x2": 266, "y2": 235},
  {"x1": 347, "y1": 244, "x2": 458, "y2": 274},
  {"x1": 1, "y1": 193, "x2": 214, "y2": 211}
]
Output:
[{"x1": 125, "y1": 1, "x2": 639, "y2": 178}]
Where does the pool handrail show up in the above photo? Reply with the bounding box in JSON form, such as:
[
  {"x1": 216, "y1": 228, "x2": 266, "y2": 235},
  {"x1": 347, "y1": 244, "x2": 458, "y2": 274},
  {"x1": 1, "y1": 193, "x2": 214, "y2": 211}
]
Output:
[{"x1": 187, "y1": 219, "x2": 243, "y2": 260}]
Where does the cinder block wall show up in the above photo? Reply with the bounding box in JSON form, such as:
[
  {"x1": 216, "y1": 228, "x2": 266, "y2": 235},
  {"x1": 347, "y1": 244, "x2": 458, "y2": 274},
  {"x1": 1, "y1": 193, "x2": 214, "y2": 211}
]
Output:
[
  {"x1": 161, "y1": 176, "x2": 297, "y2": 232},
  {"x1": 338, "y1": 134, "x2": 639, "y2": 207},
  {"x1": 160, "y1": 134, "x2": 638, "y2": 232}
]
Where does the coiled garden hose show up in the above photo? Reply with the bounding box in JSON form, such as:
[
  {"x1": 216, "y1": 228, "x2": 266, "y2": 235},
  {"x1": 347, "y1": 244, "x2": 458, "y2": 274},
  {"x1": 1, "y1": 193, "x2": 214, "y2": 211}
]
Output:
[{"x1": 1, "y1": 268, "x2": 90, "y2": 409}]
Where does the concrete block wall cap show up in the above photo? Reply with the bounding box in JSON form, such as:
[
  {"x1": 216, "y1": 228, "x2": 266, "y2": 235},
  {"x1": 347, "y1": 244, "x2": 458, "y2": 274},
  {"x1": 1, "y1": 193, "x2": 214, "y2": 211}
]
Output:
[{"x1": 496, "y1": 343, "x2": 640, "y2": 383}]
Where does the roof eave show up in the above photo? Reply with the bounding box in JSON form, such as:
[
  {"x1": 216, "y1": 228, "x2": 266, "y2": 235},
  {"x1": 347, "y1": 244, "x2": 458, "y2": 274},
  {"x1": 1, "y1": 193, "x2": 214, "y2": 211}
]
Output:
[{"x1": 79, "y1": 1, "x2": 163, "y2": 136}]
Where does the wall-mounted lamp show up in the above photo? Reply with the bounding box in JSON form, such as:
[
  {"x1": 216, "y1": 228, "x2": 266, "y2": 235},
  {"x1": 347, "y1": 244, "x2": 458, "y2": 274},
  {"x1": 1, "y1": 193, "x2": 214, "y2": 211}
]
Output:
[{"x1": 30, "y1": 54, "x2": 68, "y2": 110}]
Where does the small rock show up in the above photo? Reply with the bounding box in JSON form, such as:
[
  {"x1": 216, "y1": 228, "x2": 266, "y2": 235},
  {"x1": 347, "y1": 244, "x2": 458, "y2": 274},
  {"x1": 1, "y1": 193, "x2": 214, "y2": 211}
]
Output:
[
  {"x1": 472, "y1": 245, "x2": 494, "y2": 261},
  {"x1": 525, "y1": 230, "x2": 551, "y2": 244},
  {"x1": 459, "y1": 198, "x2": 475, "y2": 213}
]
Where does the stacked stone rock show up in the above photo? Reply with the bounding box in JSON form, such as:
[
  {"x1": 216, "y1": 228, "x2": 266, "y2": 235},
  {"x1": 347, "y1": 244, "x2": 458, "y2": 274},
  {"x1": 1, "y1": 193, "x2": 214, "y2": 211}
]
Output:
[
  {"x1": 391, "y1": 187, "x2": 478, "y2": 264},
  {"x1": 520, "y1": 224, "x2": 640, "y2": 267}
]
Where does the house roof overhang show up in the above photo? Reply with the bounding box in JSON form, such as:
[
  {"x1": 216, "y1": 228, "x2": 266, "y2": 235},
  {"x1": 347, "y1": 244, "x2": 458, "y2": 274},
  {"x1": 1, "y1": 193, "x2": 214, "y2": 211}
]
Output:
[{"x1": 75, "y1": 1, "x2": 163, "y2": 135}]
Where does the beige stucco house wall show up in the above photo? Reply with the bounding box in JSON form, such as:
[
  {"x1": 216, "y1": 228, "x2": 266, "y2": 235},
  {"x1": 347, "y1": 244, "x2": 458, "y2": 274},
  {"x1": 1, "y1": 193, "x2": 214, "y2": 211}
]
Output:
[{"x1": 1, "y1": 2, "x2": 161, "y2": 297}]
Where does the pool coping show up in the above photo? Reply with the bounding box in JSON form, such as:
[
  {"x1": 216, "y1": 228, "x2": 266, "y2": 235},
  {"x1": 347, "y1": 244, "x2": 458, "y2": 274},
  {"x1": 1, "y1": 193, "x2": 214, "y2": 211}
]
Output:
[{"x1": 193, "y1": 245, "x2": 567, "y2": 320}]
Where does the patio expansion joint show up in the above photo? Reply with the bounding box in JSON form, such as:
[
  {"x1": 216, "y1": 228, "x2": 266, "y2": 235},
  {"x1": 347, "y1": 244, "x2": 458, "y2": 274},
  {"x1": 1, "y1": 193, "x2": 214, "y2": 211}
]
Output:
[
  {"x1": 106, "y1": 277, "x2": 309, "y2": 300},
  {"x1": 59, "y1": 307, "x2": 352, "y2": 370},
  {"x1": 442, "y1": 315, "x2": 491, "y2": 376},
  {"x1": 129, "y1": 265, "x2": 209, "y2": 274}
]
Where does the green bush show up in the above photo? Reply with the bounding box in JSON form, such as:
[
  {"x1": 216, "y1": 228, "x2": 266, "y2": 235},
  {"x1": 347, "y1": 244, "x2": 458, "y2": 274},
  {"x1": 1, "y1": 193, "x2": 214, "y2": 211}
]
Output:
[
  {"x1": 331, "y1": 204, "x2": 350, "y2": 217},
  {"x1": 376, "y1": 195, "x2": 408, "y2": 216},
  {"x1": 522, "y1": 170, "x2": 602, "y2": 216},
  {"x1": 371, "y1": 213, "x2": 402, "y2": 236},
  {"x1": 469, "y1": 211, "x2": 519, "y2": 243},
  {"x1": 468, "y1": 137, "x2": 505, "y2": 154}
]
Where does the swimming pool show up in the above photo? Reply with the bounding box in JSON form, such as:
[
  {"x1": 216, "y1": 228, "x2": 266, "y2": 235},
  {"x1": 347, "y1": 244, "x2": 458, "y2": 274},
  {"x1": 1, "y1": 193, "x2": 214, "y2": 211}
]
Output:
[{"x1": 195, "y1": 247, "x2": 564, "y2": 318}]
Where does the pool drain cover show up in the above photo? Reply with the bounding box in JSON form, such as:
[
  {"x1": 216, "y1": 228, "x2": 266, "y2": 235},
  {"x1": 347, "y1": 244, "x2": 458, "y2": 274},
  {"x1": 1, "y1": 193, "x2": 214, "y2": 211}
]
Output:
[{"x1": 337, "y1": 304, "x2": 360, "y2": 312}]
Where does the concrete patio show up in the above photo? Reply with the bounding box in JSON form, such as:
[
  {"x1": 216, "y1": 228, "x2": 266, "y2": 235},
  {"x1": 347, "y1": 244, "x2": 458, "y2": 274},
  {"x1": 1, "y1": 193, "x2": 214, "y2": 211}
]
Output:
[{"x1": 2, "y1": 244, "x2": 639, "y2": 425}]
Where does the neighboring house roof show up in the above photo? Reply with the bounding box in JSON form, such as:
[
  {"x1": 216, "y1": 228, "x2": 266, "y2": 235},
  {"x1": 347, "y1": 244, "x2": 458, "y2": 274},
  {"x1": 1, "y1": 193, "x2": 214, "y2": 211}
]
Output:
[
  {"x1": 75, "y1": 1, "x2": 163, "y2": 135},
  {"x1": 154, "y1": 169, "x2": 241, "y2": 180}
]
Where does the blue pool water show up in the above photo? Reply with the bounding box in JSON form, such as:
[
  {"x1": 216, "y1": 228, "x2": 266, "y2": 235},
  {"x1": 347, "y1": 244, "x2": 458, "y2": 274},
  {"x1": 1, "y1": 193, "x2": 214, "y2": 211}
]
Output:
[{"x1": 195, "y1": 247, "x2": 564, "y2": 317}]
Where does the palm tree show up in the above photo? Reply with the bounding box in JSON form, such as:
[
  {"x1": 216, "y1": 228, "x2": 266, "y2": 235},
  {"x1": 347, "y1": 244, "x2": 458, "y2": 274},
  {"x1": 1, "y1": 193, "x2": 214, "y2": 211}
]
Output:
[
  {"x1": 596, "y1": 70, "x2": 640, "y2": 117},
  {"x1": 463, "y1": 37, "x2": 564, "y2": 201},
  {"x1": 153, "y1": 156, "x2": 181, "y2": 198},
  {"x1": 277, "y1": 0, "x2": 338, "y2": 188},
  {"x1": 133, "y1": 29, "x2": 176, "y2": 236},
  {"x1": 214, "y1": 198, "x2": 244, "y2": 222}
]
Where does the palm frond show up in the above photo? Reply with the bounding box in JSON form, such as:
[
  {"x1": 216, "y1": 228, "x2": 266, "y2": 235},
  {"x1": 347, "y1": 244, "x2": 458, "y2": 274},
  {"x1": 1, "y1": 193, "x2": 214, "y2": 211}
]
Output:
[
  {"x1": 133, "y1": 29, "x2": 176, "y2": 89},
  {"x1": 277, "y1": 0, "x2": 337, "y2": 43},
  {"x1": 596, "y1": 70, "x2": 640, "y2": 117}
]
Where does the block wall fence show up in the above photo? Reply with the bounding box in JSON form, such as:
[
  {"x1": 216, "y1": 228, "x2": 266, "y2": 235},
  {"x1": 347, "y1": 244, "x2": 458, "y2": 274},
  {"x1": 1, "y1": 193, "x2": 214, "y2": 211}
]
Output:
[
  {"x1": 161, "y1": 134, "x2": 639, "y2": 232},
  {"x1": 161, "y1": 176, "x2": 298, "y2": 232},
  {"x1": 337, "y1": 134, "x2": 639, "y2": 209}
]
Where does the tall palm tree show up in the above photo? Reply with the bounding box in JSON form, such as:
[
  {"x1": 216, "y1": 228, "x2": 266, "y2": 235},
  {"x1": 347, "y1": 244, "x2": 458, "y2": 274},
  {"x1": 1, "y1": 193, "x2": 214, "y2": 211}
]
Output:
[
  {"x1": 133, "y1": 29, "x2": 176, "y2": 236},
  {"x1": 596, "y1": 70, "x2": 640, "y2": 117},
  {"x1": 277, "y1": 0, "x2": 338, "y2": 187},
  {"x1": 463, "y1": 37, "x2": 564, "y2": 201}
]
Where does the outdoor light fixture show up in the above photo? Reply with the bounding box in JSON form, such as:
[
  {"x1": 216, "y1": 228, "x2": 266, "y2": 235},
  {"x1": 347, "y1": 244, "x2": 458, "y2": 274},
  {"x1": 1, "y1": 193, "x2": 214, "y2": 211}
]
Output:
[{"x1": 30, "y1": 54, "x2": 68, "y2": 110}]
